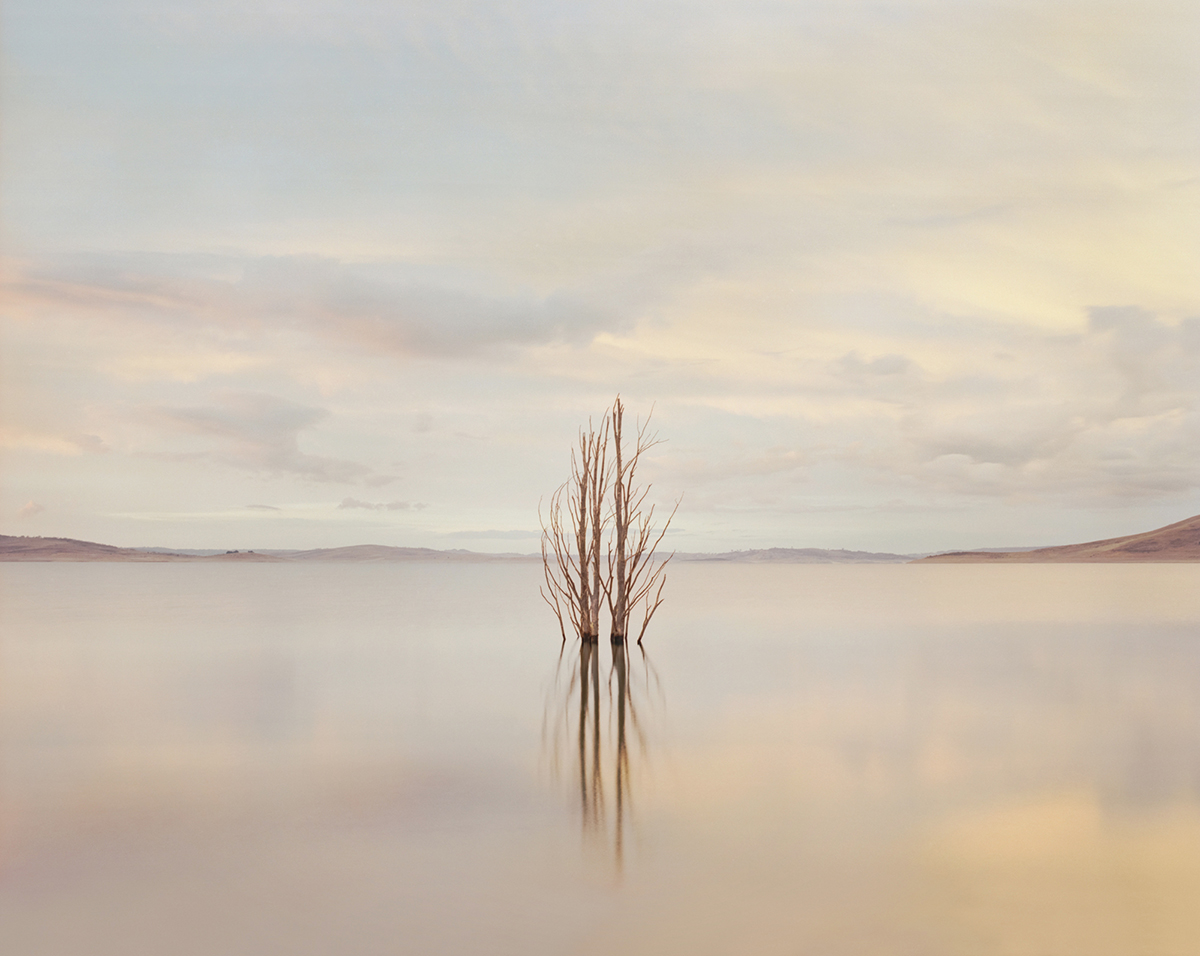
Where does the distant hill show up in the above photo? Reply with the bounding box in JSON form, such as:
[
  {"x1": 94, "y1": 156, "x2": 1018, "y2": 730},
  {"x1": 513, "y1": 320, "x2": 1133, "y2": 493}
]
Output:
[
  {"x1": 1, "y1": 535, "x2": 912, "y2": 564},
  {"x1": 13, "y1": 520, "x2": 1196, "y2": 565},
  {"x1": 270, "y1": 544, "x2": 536, "y2": 562},
  {"x1": 675, "y1": 547, "x2": 911, "y2": 564},
  {"x1": 0, "y1": 535, "x2": 534, "y2": 563},
  {"x1": 0, "y1": 536, "x2": 285, "y2": 562},
  {"x1": 918, "y1": 514, "x2": 1200, "y2": 563},
  {"x1": 0, "y1": 535, "x2": 180, "y2": 561}
]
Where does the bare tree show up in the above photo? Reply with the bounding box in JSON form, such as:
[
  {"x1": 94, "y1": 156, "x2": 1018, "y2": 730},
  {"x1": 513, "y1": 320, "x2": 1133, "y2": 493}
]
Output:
[
  {"x1": 585, "y1": 418, "x2": 612, "y2": 639},
  {"x1": 605, "y1": 397, "x2": 679, "y2": 646},
  {"x1": 542, "y1": 397, "x2": 676, "y2": 646},
  {"x1": 540, "y1": 418, "x2": 610, "y2": 643}
]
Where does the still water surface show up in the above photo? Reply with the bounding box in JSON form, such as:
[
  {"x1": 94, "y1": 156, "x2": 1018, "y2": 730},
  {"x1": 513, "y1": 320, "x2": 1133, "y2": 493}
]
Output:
[{"x1": 2, "y1": 562, "x2": 1199, "y2": 955}]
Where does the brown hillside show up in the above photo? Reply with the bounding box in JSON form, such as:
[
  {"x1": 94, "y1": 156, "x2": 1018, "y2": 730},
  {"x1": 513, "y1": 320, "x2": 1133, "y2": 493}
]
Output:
[
  {"x1": 0, "y1": 535, "x2": 185, "y2": 561},
  {"x1": 0, "y1": 536, "x2": 527, "y2": 563},
  {"x1": 918, "y1": 514, "x2": 1200, "y2": 563},
  {"x1": 284, "y1": 544, "x2": 502, "y2": 562},
  {"x1": 0, "y1": 536, "x2": 286, "y2": 562},
  {"x1": 197, "y1": 551, "x2": 286, "y2": 562}
]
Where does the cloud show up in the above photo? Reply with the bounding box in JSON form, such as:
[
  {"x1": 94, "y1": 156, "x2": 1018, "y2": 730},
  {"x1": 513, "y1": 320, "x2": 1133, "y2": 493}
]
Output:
[
  {"x1": 245, "y1": 503, "x2": 280, "y2": 511},
  {"x1": 12, "y1": 252, "x2": 632, "y2": 360},
  {"x1": 18, "y1": 501, "x2": 45, "y2": 517},
  {"x1": 337, "y1": 498, "x2": 422, "y2": 511},
  {"x1": 670, "y1": 447, "x2": 810, "y2": 485},
  {"x1": 837, "y1": 309, "x2": 1200, "y2": 502},
  {"x1": 363, "y1": 474, "x2": 399, "y2": 487},
  {"x1": 154, "y1": 392, "x2": 374, "y2": 483},
  {"x1": 838, "y1": 352, "x2": 913, "y2": 377},
  {"x1": 646, "y1": 305, "x2": 1200, "y2": 511},
  {"x1": 0, "y1": 428, "x2": 109, "y2": 456},
  {"x1": 441, "y1": 529, "x2": 540, "y2": 540}
]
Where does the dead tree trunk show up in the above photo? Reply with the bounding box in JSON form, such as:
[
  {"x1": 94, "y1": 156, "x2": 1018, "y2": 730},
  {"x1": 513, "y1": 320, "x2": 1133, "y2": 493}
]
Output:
[
  {"x1": 610, "y1": 400, "x2": 628, "y2": 644},
  {"x1": 587, "y1": 419, "x2": 611, "y2": 639},
  {"x1": 541, "y1": 418, "x2": 610, "y2": 643},
  {"x1": 573, "y1": 429, "x2": 592, "y2": 640},
  {"x1": 606, "y1": 397, "x2": 679, "y2": 646}
]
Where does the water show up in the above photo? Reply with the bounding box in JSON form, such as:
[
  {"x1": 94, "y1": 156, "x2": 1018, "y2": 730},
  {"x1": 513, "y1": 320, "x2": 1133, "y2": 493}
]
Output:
[{"x1": 2, "y1": 562, "x2": 1199, "y2": 955}]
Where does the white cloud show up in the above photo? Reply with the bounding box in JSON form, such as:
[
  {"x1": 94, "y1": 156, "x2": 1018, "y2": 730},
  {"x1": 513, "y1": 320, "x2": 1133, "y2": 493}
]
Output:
[
  {"x1": 152, "y1": 392, "x2": 373, "y2": 484},
  {"x1": 0, "y1": 427, "x2": 107, "y2": 456},
  {"x1": 11, "y1": 251, "x2": 634, "y2": 360},
  {"x1": 442, "y1": 529, "x2": 539, "y2": 540},
  {"x1": 337, "y1": 498, "x2": 422, "y2": 512}
]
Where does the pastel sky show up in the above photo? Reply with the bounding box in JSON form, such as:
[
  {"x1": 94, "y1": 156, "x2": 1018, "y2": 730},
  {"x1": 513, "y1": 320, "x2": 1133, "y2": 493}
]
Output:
[{"x1": 2, "y1": 0, "x2": 1198, "y2": 553}]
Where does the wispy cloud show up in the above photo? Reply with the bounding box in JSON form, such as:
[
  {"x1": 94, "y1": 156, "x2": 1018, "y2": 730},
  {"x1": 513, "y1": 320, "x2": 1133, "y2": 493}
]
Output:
[
  {"x1": 18, "y1": 501, "x2": 45, "y2": 518},
  {"x1": 653, "y1": 308, "x2": 1200, "y2": 510},
  {"x1": 12, "y1": 252, "x2": 632, "y2": 360},
  {"x1": 0, "y1": 427, "x2": 108, "y2": 456},
  {"x1": 152, "y1": 392, "x2": 374, "y2": 484},
  {"x1": 441, "y1": 529, "x2": 540, "y2": 540},
  {"x1": 337, "y1": 498, "x2": 424, "y2": 512}
]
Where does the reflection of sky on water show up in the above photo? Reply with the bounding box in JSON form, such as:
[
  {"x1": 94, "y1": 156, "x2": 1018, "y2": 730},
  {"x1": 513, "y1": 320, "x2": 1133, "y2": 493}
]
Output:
[
  {"x1": 1, "y1": 563, "x2": 1199, "y2": 954},
  {"x1": 685, "y1": 625, "x2": 1200, "y2": 810}
]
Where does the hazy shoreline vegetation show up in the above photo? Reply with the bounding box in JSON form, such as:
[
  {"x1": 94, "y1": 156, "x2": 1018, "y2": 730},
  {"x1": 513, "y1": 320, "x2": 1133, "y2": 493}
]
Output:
[{"x1": 3, "y1": 512, "x2": 1199, "y2": 564}]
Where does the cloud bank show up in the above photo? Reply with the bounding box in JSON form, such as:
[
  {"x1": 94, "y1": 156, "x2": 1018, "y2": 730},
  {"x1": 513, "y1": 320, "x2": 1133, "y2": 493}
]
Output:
[
  {"x1": 12, "y1": 252, "x2": 630, "y2": 359},
  {"x1": 152, "y1": 392, "x2": 373, "y2": 484},
  {"x1": 337, "y1": 498, "x2": 423, "y2": 512}
]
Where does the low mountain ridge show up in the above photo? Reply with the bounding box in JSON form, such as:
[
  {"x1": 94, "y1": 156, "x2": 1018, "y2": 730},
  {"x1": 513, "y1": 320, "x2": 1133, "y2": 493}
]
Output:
[
  {"x1": 275, "y1": 544, "x2": 534, "y2": 562},
  {"x1": 0, "y1": 535, "x2": 186, "y2": 561},
  {"x1": 0, "y1": 535, "x2": 534, "y2": 563},
  {"x1": 7, "y1": 515, "x2": 1199, "y2": 564},
  {"x1": 0, "y1": 536, "x2": 286, "y2": 562},
  {"x1": 918, "y1": 514, "x2": 1200, "y2": 563},
  {"x1": 675, "y1": 547, "x2": 911, "y2": 564},
  {"x1": 1, "y1": 536, "x2": 908, "y2": 564}
]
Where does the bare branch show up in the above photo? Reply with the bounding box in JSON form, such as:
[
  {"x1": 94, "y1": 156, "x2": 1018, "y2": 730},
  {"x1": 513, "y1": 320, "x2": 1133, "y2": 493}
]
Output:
[
  {"x1": 544, "y1": 396, "x2": 678, "y2": 646},
  {"x1": 604, "y1": 397, "x2": 679, "y2": 645}
]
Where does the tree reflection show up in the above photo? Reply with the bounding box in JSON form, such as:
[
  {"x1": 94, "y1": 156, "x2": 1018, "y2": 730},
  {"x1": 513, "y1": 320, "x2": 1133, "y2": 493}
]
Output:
[{"x1": 545, "y1": 637, "x2": 659, "y2": 873}]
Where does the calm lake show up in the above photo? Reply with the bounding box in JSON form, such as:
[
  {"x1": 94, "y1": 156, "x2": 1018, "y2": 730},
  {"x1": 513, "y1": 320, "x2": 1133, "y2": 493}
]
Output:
[{"x1": 2, "y1": 562, "x2": 1199, "y2": 955}]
